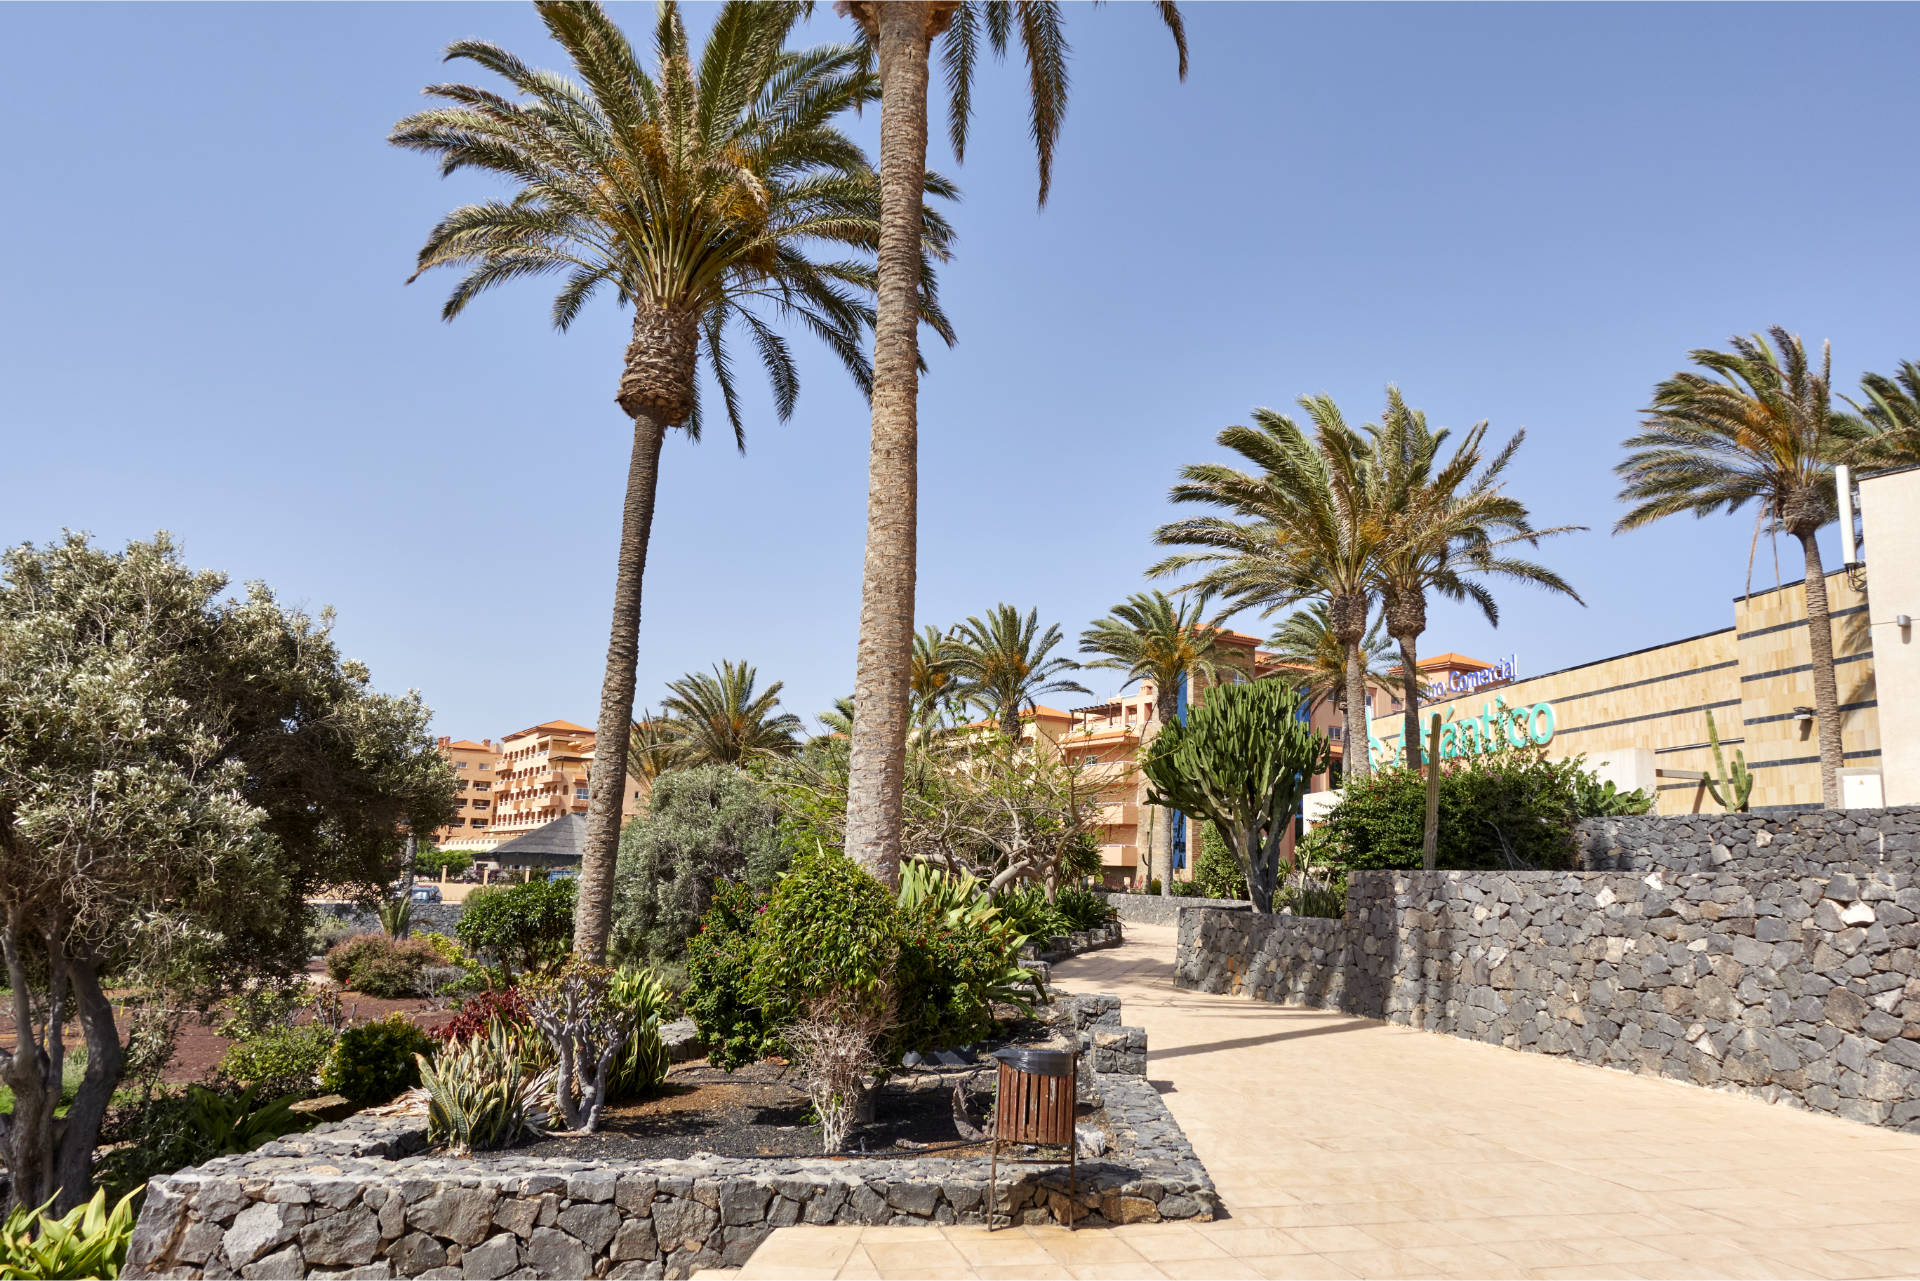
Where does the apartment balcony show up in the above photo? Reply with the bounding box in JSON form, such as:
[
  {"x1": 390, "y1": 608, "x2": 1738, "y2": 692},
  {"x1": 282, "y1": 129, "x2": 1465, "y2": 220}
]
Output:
[
  {"x1": 1096, "y1": 802, "x2": 1139, "y2": 827},
  {"x1": 1099, "y1": 843, "x2": 1140, "y2": 868}
]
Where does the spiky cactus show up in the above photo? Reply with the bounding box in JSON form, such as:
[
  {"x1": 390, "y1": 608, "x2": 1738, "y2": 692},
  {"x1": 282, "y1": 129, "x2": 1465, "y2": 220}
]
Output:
[
  {"x1": 1141, "y1": 679, "x2": 1333, "y2": 913},
  {"x1": 1703, "y1": 708, "x2": 1753, "y2": 812}
]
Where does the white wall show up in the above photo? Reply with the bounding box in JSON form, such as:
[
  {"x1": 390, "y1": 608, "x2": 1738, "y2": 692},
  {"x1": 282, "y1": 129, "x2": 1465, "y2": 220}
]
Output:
[{"x1": 1861, "y1": 467, "x2": 1920, "y2": 805}]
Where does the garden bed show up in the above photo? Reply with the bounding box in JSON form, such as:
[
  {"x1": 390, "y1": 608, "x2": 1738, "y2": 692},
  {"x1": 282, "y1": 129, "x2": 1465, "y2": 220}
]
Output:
[{"x1": 124, "y1": 993, "x2": 1219, "y2": 1280}]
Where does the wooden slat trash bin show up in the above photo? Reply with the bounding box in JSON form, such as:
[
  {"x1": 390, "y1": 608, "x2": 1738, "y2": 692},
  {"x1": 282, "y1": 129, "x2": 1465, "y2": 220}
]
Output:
[{"x1": 987, "y1": 1046, "x2": 1077, "y2": 1230}]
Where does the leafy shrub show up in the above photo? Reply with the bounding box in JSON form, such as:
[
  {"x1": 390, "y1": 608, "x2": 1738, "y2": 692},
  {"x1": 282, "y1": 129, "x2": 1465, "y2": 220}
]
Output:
[
  {"x1": 990, "y1": 885, "x2": 1071, "y2": 942},
  {"x1": 457, "y1": 879, "x2": 576, "y2": 980},
  {"x1": 325, "y1": 933, "x2": 439, "y2": 997},
  {"x1": 1319, "y1": 747, "x2": 1617, "y2": 875},
  {"x1": 1277, "y1": 878, "x2": 1347, "y2": 918},
  {"x1": 321, "y1": 1014, "x2": 433, "y2": 1104},
  {"x1": 0, "y1": 1187, "x2": 139, "y2": 1280},
  {"x1": 894, "y1": 898, "x2": 1033, "y2": 1057},
  {"x1": 749, "y1": 852, "x2": 901, "y2": 1039},
  {"x1": 1053, "y1": 885, "x2": 1117, "y2": 931},
  {"x1": 219, "y1": 1023, "x2": 337, "y2": 1096},
  {"x1": 441, "y1": 987, "x2": 535, "y2": 1045},
  {"x1": 1197, "y1": 823, "x2": 1250, "y2": 900},
  {"x1": 1145, "y1": 877, "x2": 1163, "y2": 896},
  {"x1": 416, "y1": 1019, "x2": 555, "y2": 1156},
  {"x1": 415, "y1": 931, "x2": 471, "y2": 967},
  {"x1": 684, "y1": 881, "x2": 771, "y2": 1072},
  {"x1": 1170, "y1": 879, "x2": 1207, "y2": 898},
  {"x1": 97, "y1": 1082, "x2": 313, "y2": 1201},
  {"x1": 602, "y1": 968, "x2": 672, "y2": 1101},
  {"x1": 306, "y1": 913, "x2": 361, "y2": 957},
  {"x1": 610, "y1": 765, "x2": 789, "y2": 972}
]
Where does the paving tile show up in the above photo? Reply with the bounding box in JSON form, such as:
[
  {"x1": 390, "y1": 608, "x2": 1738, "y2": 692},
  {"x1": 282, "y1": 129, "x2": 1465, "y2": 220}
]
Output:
[
  {"x1": 724, "y1": 926, "x2": 1920, "y2": 1279},
  {"x1": 1239, "y1": 1255, "x2": 1362, "y2": 1280}
]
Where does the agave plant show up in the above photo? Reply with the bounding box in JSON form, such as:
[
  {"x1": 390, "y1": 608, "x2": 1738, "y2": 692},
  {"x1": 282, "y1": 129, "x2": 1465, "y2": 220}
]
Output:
[
  {"x1": 414, "y1": 1020, "x2": 557, "y2": 1157},
  {"x1": 0, "y1": 1187, "x2": 141, "y2": 1280},
  {"x1": 606, "y1": 967, "x2": 673, "y2": 1101}
]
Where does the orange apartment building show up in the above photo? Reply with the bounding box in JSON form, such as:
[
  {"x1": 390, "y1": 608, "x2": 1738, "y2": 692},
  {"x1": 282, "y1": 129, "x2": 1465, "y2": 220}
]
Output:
[
  {"x1": 434, "y1": 720, "x2": 648, "y2": 858},
  {"x1": 433, "y1": 737, "x2": 503, "y2": 849}
]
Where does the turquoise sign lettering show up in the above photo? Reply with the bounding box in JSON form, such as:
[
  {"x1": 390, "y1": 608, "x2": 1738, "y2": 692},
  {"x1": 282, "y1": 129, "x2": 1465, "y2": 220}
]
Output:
[{"x1": 1368, "y1": 695, "x2": 1556, "y2": 767}]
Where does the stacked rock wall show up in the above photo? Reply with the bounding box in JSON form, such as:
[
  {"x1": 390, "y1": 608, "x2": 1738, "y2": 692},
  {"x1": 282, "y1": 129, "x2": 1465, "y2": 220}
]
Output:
[
  {"x1": 1099, "y1": 894, "x2": 1250, "y2": 927},
  {"x1": 126, "y1": 994, "x2": 1216, "y2": 1280},
  {"x1": 1577, "y1": 807, "x2": 1920, "y2": 876},
  {"x1": 1178, "y1": 813, "x2": 1920, "y2": 1133}
]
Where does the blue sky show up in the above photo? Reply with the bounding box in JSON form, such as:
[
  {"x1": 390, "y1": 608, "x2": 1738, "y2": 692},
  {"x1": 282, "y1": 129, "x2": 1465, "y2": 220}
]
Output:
[{"x1": 4, "y1": 3, "x2": 1916, "y2": 739}]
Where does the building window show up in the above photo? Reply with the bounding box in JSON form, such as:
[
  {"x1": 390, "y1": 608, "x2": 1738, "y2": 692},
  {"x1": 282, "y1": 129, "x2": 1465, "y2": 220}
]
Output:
[
  {"x1": 454, "y1": 761, "x2": 468, "y2": 770},
  {"x1": 575, "y1": 787, "x2": 589, "y2": 801},
  {"x1": 472, "y1": 819, "x2": 488, "y2": 828}
]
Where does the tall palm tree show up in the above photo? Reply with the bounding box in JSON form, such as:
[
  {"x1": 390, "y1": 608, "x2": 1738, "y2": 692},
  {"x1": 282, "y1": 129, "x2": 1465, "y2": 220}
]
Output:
[
  {"x1": 839, "y1": 1, "x2": 1188, "y2": 889},
  {"x1": 948, "y1": 605, "x2": 1090, "y2": 741},
  {"x1": 1616, "y1": 327, "x2": 1864, "y2": 808},
  {"x1": 1264, "y1": 603, "x2": 1399, "y2": 723},
  {"x1": 1078, "y1": 590, "x2": 1227, "y2": 890},
  {"x1": 1847, "y1": 360, "x2": 1920, "y2": 470},
  {"x1": 392, "y1": 1, "x2": 953, "y2": 960},
  {"x1": 1151, "y1": 397, "x2": 1388, "y2": 779},
  {"x1": 657, "y1": 660, "x2": 803, "y2": 766},
  {"x1": 1369, "y1": 388, "x2": 1584, "y2": 766}
]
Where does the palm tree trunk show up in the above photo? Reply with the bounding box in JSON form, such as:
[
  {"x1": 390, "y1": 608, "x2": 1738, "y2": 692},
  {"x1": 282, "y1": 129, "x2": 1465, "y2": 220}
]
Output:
[
  {"x1": 1343, "y1": 639, "x2": 1369, "y2": 781},
  {"x1": 844, "y1": 1, "x2": 934, "y2": 890},
  {"x1": 1798, "y1": 531, "x2": 1844, "y2": 808},
  {"x1": 1397, "y1": 634, "x2": 1422, "y2": 772},
  {"x1": 576, "y1": 411, "x2": 668, "y2": 962}
]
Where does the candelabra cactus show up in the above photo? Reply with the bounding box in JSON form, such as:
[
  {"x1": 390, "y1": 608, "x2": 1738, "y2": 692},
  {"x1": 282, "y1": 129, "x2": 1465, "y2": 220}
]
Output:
[{"x1": 1703, "y1": 708, "x2": 1753, "y2": 812}]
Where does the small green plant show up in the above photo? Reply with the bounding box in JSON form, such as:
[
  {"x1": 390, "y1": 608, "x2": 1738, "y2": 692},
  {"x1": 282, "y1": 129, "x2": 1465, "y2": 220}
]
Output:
[
  {"x1": 325, "y1": 934, "x2": 439, "y2": 998},
  {"x1": 415, "y1": 931, "x2": 470, "y2": 967},
  {"x1": 457, "y1": 879, "x2": 576, "y2": 980},
  {"x1": 378, "y1": 897, "x2": 413, "y2": 939},
  {"x1": 0, "y1": 1186, "x2": 141, "y2": 1280},
  {"x1": 416, "y1": 1019, "x2": 555, "y2": 1157},
  {"x1": 683, "y1": 881, "x2": 770, "y2": 1072},
  {"x1": 1276, "y1": 877, "x2": 1347, "y2": 918},
  {"x1": 1197, "y1": 823, "x2": 1251, "y2": 900},
  {"x1": 1052, "y1": 885, "x2": 1116, "y2": 932},
  {"x1": 606, "y1": 968, "x2": 672, "y2": 1101},
  {"x1": 321, "y1": 1014, "x2": 433, "y2": 1104},
  {"x1": 219, "y1": 1023, "x2": 337, "y2": 1096},
  {"x1": 183, "y1": 1082, "x2": 313, "y2": 1154},
  {"x1": 1703, "y1": 708, "x2": 1753, "y2": 812}
]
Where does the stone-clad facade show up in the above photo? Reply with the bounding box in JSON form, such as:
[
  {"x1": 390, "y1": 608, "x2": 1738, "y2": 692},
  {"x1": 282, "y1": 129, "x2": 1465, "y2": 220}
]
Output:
[
  {"x1": 1177, "y1": 810, "x2": 1920, "y2": 1133},
  {"x1": 125, "y1": 993, "x2": 1216, "y2": 1280}
]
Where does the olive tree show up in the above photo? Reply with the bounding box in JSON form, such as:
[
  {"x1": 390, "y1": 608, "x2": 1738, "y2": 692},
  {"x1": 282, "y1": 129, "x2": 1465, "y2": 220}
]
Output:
[
  {"x1": 1141, "y1": 679, "x2": 1331, "y2": 914},
  {"x1": 0, "y1": 533, "x2": 454, "y2": 1212}
]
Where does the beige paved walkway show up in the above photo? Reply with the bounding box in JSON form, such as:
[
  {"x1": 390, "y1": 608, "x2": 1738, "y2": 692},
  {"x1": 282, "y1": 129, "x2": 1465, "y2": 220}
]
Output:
[{"x1": 726, "y1": 922, "x2": 1920, "y2": 1279}]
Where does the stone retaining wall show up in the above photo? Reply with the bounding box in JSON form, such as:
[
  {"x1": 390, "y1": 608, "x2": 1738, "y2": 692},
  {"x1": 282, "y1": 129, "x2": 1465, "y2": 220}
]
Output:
[
  {"x1": 126, "y1": 994, "x2": 1216, "y2": 1280},
  {"x1": 1177, "y1": 862, "x2": 1920, "y2": 1133},
  {"x1": 1099, "y1": 893, "x2": 1249, "y2": 928},
  {"x1": 1577, "y1": 807, "x2": 1920, "y2": 877}
]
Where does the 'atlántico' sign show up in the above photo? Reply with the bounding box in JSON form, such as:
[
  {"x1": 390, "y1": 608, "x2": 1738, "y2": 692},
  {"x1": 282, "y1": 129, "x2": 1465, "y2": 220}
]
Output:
[{"x1": 1368, "y1": 695, "x2": 1557, "y2": 767}]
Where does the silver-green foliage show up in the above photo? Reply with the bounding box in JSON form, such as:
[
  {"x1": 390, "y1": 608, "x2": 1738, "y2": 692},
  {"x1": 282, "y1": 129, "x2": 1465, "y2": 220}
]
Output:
[
  {"x1": 415, "y1": 1021, "x2": 556, "y2": 1157},
  {"x1": 610, "y1": 766, "x2": 789, "y2": 975},
  {"x1": 0, "y1": 533, "x2": 455, "y2": 1214},
  {"x1": 1141, "y1": 680, "x2": 1332, "y2": 914}
]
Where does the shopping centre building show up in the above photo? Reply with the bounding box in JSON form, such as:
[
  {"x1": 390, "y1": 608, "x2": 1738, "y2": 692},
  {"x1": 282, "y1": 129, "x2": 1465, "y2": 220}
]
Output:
[{"x1": 1365, "y1": 463, "x2": 1920, "y2": 816}]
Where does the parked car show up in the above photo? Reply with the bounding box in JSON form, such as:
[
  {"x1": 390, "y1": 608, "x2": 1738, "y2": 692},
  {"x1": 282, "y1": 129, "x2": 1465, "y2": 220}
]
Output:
[{"x1": 409, "y1": 884, "x2": 442, "y2": 904}]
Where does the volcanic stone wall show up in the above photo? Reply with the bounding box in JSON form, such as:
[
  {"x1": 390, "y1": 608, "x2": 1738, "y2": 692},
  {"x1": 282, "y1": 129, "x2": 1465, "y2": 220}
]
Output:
[
  {"x1": 1577, "y1": 807, "x2": 1920, "y2": 877},
  {"x1": 1177, "y1": 823, "x2": 1920, "y2": 1132}
]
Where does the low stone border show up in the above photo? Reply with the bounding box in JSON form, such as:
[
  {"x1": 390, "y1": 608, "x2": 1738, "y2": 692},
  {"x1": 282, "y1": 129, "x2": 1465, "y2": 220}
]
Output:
[
  {"x1": 126, "y1": 993, "x2": 1216, "y2": 1280},
  {"x1": 1098, "y1": 893, "x2": 1250, "y2": 928}
]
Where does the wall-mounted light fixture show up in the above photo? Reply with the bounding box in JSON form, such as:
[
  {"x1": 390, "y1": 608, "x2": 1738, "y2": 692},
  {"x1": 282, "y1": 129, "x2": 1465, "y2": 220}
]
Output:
[
  {"x1": 1795, "y1": 705, "x2": 1816, "y2": 732},
  {"x1": 1838, "y1": 464, "x2": 1866, "y2": 591}
]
